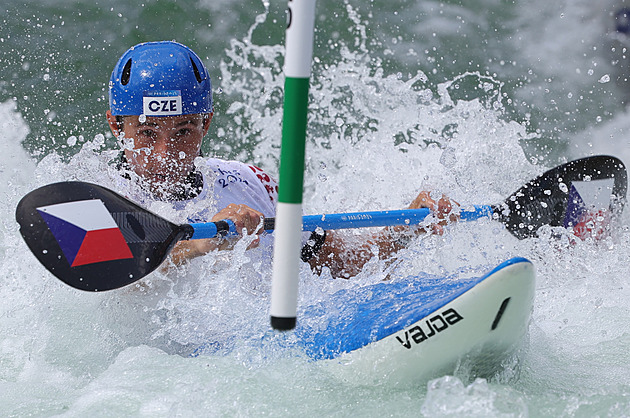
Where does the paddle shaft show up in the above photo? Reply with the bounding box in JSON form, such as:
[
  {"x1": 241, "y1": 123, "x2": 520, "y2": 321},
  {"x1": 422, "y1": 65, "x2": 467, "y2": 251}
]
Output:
[{"x1": 187, "y1": 205, "x2": 493, "y2": 240}]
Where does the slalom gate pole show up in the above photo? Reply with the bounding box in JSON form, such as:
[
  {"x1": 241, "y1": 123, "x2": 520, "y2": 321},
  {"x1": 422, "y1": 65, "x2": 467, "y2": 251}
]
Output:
[{"x1": 270, "y1": 0, "x2": 317, "y2": 331}]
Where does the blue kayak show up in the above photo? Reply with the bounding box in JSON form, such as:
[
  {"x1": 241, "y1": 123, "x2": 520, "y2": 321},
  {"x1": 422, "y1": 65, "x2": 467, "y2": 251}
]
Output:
[
  {"x1": 294, "y1": 257, "x2": 535, "y2": 381},
  {"x1": 192, "y1": 257, "x2": 535, "y2": 382}
]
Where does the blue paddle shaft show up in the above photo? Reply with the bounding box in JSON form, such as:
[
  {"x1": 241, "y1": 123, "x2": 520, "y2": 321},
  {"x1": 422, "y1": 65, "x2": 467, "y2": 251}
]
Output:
[
  {"x1": 189, "y1": 219, "x2": 237, "y2": 240},
  {"x1": 188, "y1": 205, "x2": 493, "y2": 239},
  {"x1": 460, "y1": 205, "x2": 493, "y2": 221}
]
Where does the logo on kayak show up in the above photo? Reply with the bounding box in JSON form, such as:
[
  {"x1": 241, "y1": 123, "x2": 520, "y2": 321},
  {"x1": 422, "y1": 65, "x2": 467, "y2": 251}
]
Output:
[
  {"x1": 395, "y1": 308, "x2": 464, "y2": 349},
  {"x1": 37, "y1": 199, "x2": 133, "y2": 267}
]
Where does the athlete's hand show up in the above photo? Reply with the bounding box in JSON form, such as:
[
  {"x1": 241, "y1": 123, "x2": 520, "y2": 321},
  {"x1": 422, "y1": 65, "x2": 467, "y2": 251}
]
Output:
[
  {"x1": 407, "y1": 191, "x2": 459, "y2": 235},
  {"x1": 167, "y1": 204, "x2": 264, "y2": 265},
  {"x1": 211, "y1": 203, "x2": 265, "y2": 248}
]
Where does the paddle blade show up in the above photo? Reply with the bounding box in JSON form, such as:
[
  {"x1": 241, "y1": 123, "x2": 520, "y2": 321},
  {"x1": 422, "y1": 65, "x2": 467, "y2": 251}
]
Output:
[
  {"x1": 15, "y1": 182, "x2": 192, "y2": 291},
  {"x1": 493, "y1": 155, "x2": 627, "y2": 239}
]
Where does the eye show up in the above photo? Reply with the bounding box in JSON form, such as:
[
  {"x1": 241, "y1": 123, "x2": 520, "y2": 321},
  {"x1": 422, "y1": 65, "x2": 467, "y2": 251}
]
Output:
[
  {"x1": 139, "y1": 129, "x2": 157, "y2": 139},
  {"x1": 176, "y1": 128, "x2": 192, "y2": 137}
]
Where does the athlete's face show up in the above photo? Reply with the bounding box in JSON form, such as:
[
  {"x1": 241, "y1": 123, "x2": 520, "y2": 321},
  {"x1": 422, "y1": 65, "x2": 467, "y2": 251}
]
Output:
[{"x1": 107, "y1": 111, "x2": 212, "y2": 196}]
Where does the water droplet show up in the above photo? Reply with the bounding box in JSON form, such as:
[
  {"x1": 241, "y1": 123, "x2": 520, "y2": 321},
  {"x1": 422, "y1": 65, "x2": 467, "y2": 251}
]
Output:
[{"x1": 559, "y1": 182, "x2": 568, "y2": 193}]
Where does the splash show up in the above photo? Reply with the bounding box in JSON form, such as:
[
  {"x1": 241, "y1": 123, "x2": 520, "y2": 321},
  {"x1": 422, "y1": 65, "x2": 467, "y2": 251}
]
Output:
[{"x1": 5, "y1": 0, "x2": 630, "y2": 415}]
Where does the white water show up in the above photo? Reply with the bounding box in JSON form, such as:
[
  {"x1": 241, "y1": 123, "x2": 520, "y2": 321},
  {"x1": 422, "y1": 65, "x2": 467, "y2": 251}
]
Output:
[{"x1": 4, "y1": 2, "x2": 630, "y2": 416}]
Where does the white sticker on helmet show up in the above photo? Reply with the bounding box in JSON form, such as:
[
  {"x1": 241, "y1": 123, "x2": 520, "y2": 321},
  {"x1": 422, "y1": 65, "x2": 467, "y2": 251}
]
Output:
[{"x1": 143, "y1": 93, "x2": 182, "y2": 116}]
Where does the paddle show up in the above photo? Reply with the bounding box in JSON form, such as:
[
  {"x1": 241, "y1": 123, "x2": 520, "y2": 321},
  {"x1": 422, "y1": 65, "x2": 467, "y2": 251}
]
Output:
[{"x1": 15, "y1": 155, "x2": 627, "y2": 291}]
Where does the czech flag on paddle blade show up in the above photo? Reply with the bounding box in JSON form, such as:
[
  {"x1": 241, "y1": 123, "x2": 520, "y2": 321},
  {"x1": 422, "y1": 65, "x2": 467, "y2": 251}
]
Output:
[
  {"x1": 37, "y1": 199, "x2": 133, "y2": 267},
  {"x1": 563, "y1": 179, "x2": 614, "y2": 240}
]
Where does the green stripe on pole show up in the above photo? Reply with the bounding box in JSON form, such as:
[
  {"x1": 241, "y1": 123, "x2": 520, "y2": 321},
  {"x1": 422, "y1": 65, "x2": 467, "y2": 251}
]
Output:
[{"x1": 278, "y1": 77, "x2": 310, "y2": 204}]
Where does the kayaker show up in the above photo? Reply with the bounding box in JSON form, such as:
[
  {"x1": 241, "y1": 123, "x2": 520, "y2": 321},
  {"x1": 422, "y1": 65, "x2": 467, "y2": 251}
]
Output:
[{"x1": 105, "y1": 41, "x2": 457, "y2": 278}]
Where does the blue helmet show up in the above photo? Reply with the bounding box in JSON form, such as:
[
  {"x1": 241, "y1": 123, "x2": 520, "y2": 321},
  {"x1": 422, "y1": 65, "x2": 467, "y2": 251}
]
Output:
[{"x1": 109, "y1": 41, "x2": 213, "y2": 116}]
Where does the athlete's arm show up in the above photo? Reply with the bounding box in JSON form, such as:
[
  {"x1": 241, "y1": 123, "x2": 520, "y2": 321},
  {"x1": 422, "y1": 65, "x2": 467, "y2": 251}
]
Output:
[{"x1": 308, "y1": 191, "x2": 458, "y2": 278}]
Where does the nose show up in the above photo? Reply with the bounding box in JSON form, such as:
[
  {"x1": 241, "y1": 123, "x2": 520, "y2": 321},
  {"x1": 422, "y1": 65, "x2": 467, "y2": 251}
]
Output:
[
  {"x1": 146, "y1": 131, "x2": 182, "y2": 163},
  {"x1": 151, "y1": 136, "x2": 170, "y2": 157}
]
